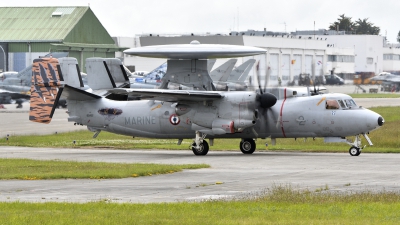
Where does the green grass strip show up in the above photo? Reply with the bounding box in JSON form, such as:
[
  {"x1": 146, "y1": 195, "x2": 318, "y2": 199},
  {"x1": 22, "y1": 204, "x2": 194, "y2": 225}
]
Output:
[
  {"x1": 0, "y1": 158, "x2": 209, "y2": 180},
  {"x1": 1, "y1": 186, "x2": 400, "y2": 224}
]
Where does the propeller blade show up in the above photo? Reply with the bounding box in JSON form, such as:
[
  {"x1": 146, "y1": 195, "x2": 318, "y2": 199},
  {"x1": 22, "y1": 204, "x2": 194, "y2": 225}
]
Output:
[
  {"x1": 276, "y1": 115, "x2": 282, "y2": 129},
  {"x1": 251, "y1": 128, "x2": 259, "y2": 138},
  {"x1": 264, "y1": 63, "x2": 270, "y2": 93},
  {"x1": 255, "y1": 60, "x2": 263, "y2": 94}
]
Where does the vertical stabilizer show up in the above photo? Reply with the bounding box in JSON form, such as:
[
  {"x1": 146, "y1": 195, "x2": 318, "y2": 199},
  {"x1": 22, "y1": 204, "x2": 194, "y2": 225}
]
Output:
[
  {"x1": 86, "y1": 58, "x2": 130, "y2": 92},
  {"x1": 210, "y1": 59, "x2": 237, "y2": 82},
  {"x1": 29, "y1": 58, "x2": 63, "y2": 124},
  {"x1": 229, "y1": 59, "x2": 256, "y2": 82},
  {"x1": 238, "y1": 59, "x2": 256, "y2": 82},
  {"x1": 58, "y1": 57, "x2": 83, "y2": 88}
]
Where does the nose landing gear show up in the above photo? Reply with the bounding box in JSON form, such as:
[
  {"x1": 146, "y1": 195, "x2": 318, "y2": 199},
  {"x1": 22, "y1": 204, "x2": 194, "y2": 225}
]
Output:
[
  {"x1": 349, "y1": 146, "x2": 361, "y2": 156},
  {"x1": 347, "y1": 134, "x2": 372, "y2": 156}
]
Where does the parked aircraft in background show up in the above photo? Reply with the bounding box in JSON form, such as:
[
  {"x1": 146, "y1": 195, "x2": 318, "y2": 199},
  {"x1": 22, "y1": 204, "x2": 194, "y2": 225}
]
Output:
[
  {"x1": 370, "y1": 72, "x2": 400, "y2": 92},
  {"x1": 30, "y1": 42, "x2": 384, "y2": 157},
  {"x1": 130, "y1": 58, "x2": 255, "y2": 91},
  {"x1": 369, "y1": 72, "x2": 400, "y2": 82},
  {"x1": 0, "y1": 67, "x2": 31, "y2": 94},
  {"x1": 130, "y1": 59, "x2": 216, "y2": 89},
  {"x1": 215, "y1": 59, "x2": 256, "y2": 91},
  {"x1": 130, "y1": 71, "x2": 149, "y2": 77}
]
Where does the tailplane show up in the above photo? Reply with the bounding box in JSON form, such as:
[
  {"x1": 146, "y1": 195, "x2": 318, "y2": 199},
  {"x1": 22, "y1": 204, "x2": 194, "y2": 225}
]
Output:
[{"x1": 29, "y1": 58, "x2": 63, "y2": 124}]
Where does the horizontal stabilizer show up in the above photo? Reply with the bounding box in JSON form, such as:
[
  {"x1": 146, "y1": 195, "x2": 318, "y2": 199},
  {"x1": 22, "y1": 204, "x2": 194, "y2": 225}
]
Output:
[{"x1": 61, "y1": 85, "x2": 101, "y2": 101}]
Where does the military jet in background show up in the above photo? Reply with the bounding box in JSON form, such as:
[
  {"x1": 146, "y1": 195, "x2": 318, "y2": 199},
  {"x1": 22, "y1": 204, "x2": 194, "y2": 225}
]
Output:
[
  {"x1": 369, "y1": 72, "x2": 400, "y2": 82},
  {"x1": 130, "y1": 58, "x2": 255, "y2": 91},
  {"x1": 370, "y1": 72, "x2": 400, "y2": 92},
  {"x1": 29, "y1": 41, "x2": 384, "y2": 157},
  {"x1": 213, "y1": 59, "x2": 256, "y2": 91}
]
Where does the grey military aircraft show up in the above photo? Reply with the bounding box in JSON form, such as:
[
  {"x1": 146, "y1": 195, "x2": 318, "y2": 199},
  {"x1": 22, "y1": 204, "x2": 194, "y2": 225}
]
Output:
[
  {"x1": 29, "y1": 42, "x2": 384, "y2": 156},
  {"x1": 369, "y1": 72, "x2": 400, "y2": 83},
  {"x1": 211, "y1": 59, "x2": 255, "y2": 91}
]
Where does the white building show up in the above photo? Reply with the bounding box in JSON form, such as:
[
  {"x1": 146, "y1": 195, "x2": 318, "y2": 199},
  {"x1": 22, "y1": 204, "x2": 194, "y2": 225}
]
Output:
[
  {"x1": 325, "y1": 35, "x2": 384, "y2": 75},
  {"x1": 117, "y1": 34, "x2": 355, "y2": 86},
  {"x1": 383, "y1": 46, "x2": 400, "y2": 74}
]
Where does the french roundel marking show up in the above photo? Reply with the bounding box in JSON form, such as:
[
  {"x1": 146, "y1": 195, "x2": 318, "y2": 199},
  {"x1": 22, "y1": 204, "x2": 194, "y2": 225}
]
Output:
[{"x1": 169, "y1": 114, "x2": 180, "y2": 125}]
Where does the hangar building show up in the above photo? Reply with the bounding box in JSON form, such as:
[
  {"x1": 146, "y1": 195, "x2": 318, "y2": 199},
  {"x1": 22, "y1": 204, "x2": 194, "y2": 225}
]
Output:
[{"x1": 0, "y1": 6, "x2": 126, "y2": 72}]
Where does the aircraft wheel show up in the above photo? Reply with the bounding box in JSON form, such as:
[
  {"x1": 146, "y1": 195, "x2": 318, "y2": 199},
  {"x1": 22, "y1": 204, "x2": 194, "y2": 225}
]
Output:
[
  {"x1": 349, "y1": 147, "x2": 361, "y2": 156},
  {"x1": 240, "y1": 139, "x2": 256, "y2": 154},
  {"x1": 191, "y1": 140, "x2": 209, "y2": 156}
]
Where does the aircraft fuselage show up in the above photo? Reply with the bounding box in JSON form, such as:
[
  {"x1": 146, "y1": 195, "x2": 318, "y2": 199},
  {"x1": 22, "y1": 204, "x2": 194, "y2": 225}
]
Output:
[{"x1": 67, "y1": 93, "x2": 382, "y2": 140}]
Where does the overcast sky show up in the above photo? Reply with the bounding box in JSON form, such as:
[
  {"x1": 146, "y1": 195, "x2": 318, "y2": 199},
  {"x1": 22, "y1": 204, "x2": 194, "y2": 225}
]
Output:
[{"x1": 3, "y1": 0, "x2": 400, "y2": 43}]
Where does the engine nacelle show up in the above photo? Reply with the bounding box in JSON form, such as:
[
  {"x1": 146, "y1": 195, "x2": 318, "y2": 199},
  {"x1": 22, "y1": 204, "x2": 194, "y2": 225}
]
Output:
[
  {"x1": 212, "y1": 119, "x2": 234, "y2": 134},
  {"x1": 175, "y1": 104, "x2": 191, "y2": 116},
  {"x1": 233, "y1": 119, "x2": 256, "y2": 132}
]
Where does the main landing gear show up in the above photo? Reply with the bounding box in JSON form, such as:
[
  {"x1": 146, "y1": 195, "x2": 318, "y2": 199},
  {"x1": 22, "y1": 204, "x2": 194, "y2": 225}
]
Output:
[
  {"x1": 191, "y1": 131, "x2": 209, "y2": 155},
  {"x1": 190, "y1": 132, "x2": 258, "y2": 156},
  {"x1": 347, "y1": 134, "x2": 373, "y2": 156},
  {"x1": 239, "y1": 138, "x2": 256, "y2": 154}
]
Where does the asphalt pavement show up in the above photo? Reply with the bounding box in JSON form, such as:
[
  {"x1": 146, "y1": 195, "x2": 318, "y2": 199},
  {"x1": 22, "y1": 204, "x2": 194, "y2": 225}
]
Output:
[{"x1": 0, "y1": 147, "x2": 399, "y2": 203}]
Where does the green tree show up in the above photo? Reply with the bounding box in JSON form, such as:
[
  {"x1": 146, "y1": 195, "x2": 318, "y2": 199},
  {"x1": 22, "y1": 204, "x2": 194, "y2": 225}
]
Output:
[
  {"x1": 397, "y1": 31, "x2": 400, "y2": 43},
  {"x1": 328, "y1": 14, "x2": 355, "y2": 32},
  {"x1": 354, "y1": 18, "x2": 380, "y2": 35}
]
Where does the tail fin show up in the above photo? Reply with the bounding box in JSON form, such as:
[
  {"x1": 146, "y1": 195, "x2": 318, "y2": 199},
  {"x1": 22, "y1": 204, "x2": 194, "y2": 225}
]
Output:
[
  {"x1": 229, "y1": 59, "x2": 256, "y2": 82},
  {"x1": 209, "y1": 59, "x2": 237, "y2": 82},
  {"x1": 238, "y1": 59, "x2": 256, "y2": 83},
  {"x1": 29, "y1": 58, "x2": 63, "y2": 124},
  {"x1": 58, "y1": 57, "x2": 84, "y2": 88},
  {"x1": 86, "y1": 58, "x2": 130, "y2": 91},
  {"x1": 207, "y1": 59, "x2": 216, "y2": 72}
]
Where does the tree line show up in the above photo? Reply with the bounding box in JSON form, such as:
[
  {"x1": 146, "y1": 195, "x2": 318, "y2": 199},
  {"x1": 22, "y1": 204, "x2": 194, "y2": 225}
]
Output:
[{"x1": 328, "y1": 14, "x2": 380, "y2": 35}]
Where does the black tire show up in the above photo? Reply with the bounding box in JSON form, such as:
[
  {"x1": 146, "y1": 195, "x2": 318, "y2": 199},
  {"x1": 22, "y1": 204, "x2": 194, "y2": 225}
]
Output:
[
  {"x1": 349, "y1": 147, "x2": 360, "y2": 156},
  {"x1": 240, "y1": 139, "x2": 256, "y2": 154},
  {"x1": 191, "y1": 140, "x2": 209, "y2": 156}
]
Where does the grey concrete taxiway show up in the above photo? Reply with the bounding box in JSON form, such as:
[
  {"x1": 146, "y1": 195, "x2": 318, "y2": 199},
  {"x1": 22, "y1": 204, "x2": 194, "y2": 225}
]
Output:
[{"x1": 0, "y1": 147, "x2": 399, "y2": 203}]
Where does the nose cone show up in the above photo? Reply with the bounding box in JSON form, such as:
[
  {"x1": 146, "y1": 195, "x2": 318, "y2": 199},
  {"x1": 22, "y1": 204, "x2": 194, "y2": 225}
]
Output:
[{"x1": 378, "y1": 116, "x2": 384, "y2": 126}]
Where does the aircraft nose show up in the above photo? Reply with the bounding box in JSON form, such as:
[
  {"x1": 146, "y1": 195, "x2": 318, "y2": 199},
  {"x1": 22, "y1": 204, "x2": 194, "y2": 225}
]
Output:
[{"x1": 378, "y1": 116, "x2": 384, "y2": 126}]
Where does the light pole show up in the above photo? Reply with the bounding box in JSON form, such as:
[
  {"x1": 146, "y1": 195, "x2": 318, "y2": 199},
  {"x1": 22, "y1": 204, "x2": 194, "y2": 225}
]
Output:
[{"x1": 0, "y1": 45, "x2": 6, "y2": 72}]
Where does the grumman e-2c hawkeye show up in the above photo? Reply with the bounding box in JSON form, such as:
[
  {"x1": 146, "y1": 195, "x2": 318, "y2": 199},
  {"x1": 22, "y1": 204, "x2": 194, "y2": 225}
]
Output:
[{"x1": 29, "y1": 42, "x2": 384, "y2": 156}]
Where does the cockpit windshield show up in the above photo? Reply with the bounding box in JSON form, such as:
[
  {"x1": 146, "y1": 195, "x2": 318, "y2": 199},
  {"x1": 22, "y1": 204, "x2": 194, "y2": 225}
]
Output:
[
  {"x1": 325, "y1": 98, "x2": 358, "y2": 110},
  {"x1": 344, "y1": 99, "x2": 357, "y2": 108},
  {"x1": 325, "y1": 100, "x2": 340, "y2": 109}
]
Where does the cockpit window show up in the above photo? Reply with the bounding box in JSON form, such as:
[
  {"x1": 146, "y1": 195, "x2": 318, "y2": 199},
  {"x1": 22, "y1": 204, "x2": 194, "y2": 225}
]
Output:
[
  {"x1": 326, "y1": 100, "x2": 340, "y2": 109},
  {"x1": 337, "y1": 100, "x2": 346, "y2": 109},
  {"x1": 344, "y1": 99, "x2": 357, "y2": 108}
]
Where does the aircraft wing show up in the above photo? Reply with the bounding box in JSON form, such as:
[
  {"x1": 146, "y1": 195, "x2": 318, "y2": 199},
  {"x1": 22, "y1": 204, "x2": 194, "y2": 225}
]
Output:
[{"x1": 109, "y1": 88, "x2": 223, "y2": 102}]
